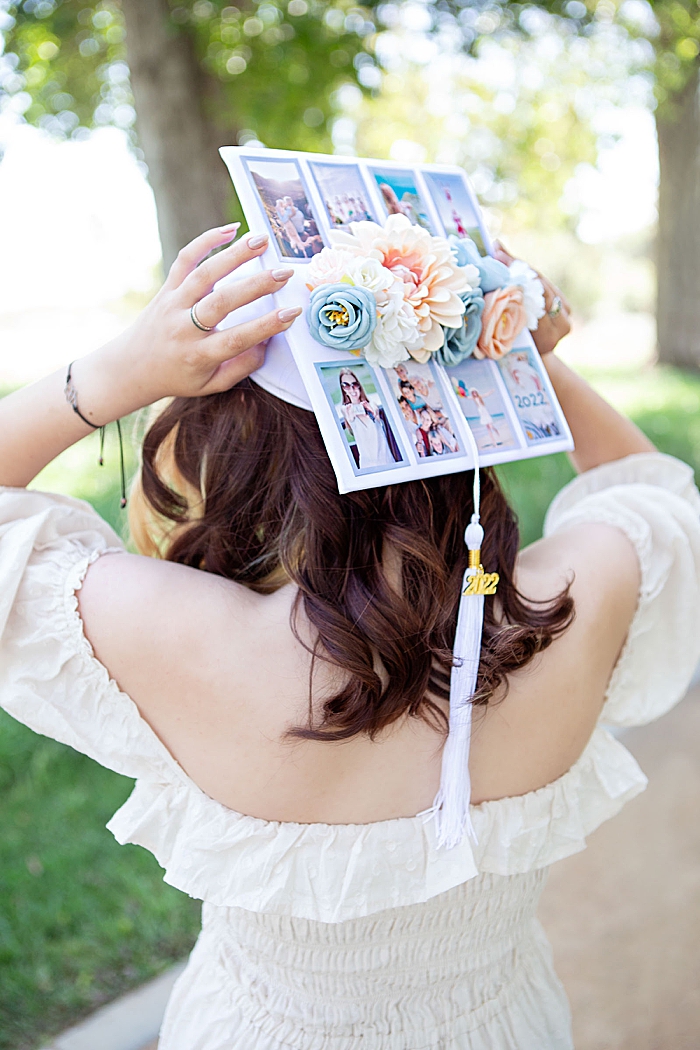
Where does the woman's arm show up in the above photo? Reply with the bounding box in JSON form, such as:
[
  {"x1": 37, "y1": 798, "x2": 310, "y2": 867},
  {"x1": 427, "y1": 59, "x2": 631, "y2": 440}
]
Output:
[
  {"x1": 0, "y1": 226, "x2": 301, "y2": 489},
  {"x1": 542, "y1": 354, "x2": 654, "y2": 474},
  {"x1": 493, "y1": 242, "x2": 655, "y2": 474}
]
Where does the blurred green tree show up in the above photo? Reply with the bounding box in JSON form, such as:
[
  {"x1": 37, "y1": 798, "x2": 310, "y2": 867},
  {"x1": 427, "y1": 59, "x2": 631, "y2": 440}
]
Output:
[
  {"x1": 0, "y1": 0, "x2": 380, "y2": 266},
  {"x1": 432, "y1": 0, "x2": 700, "y2": 367}
]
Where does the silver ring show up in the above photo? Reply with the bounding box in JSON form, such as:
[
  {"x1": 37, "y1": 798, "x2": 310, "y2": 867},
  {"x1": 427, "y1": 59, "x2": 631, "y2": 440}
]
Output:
[
  {"x1": 547, "y1": 296, "x2": 562, "y2": 320},
  {"x1": 190, "y1": 302, "x2": 215, "y2": 332}
]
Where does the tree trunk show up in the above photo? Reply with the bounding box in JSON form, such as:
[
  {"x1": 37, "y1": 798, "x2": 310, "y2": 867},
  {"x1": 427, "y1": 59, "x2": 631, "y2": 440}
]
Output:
[
  {"x1": 121, "y1": 0, "x2": 238, "y2": 270},
  {"x1": 656, "y1": 64, "x2": 700, "y2": 370}
]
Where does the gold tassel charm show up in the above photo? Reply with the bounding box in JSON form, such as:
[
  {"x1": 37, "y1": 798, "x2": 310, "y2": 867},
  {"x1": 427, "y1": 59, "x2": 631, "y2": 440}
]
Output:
[{"x1": 463, "y1": 548, "x2": 499, "y2": 597}]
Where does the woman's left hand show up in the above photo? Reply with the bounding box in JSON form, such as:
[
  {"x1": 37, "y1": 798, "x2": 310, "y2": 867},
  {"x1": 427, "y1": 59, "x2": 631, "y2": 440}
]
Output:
[{"x1": 492, "y1": 242, "x2": 572, "y2": 356}]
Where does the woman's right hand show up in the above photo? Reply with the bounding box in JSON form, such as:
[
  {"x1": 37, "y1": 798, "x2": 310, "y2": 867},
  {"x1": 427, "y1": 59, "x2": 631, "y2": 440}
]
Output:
[
  {"x1": 72, "y1": 225, "x2": 303, "y2": 426},
  {"x1": 492, "y1": 242, "x2": 572, "y2": 356}
]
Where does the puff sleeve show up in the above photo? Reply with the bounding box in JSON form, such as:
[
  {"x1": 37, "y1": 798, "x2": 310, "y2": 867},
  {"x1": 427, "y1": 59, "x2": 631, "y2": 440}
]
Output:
[
  {"x1": 543, "y1": 452, "x2": 700, "y2": 727},
  {"x1": 0, "y1": 486, "x2": 171, "y2": 781}
]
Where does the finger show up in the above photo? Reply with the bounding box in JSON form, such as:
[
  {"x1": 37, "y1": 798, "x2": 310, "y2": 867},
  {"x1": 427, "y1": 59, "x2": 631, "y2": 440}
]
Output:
[
  {"x1": 179, "y1": 232, "x2": 271, "y2": 305},
  {"x1": 191, "y1": 266, "x2": 295, "y2": 330},
  {"x1": 165, "y1": 224, "x2": 241, "y2": 288},
  {"x1": 493, "y1": 241, "x2": 515, "y2": 265},
  {"x1": 206, "y1": 305, "x2": 303, "y2": 364},
  {"x1": 200, "y1": 342, "x2": 269, "y2": 394}
]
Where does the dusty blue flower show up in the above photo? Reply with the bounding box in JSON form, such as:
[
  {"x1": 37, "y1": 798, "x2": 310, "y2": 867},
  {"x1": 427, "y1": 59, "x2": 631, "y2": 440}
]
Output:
[
  {"x1": 448, "y1": 235, "x2": 510, "y2": 294},
  {"x1": 437, "y1": 289, "x2": 485, "y2": 366},
  {"x1": 307, "y1": 283, "x2": 377, "y2": 351}
]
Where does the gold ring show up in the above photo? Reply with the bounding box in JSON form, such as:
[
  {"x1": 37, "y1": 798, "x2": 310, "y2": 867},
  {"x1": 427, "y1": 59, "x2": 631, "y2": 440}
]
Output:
[{"x1": 190, "y1": 302, "x2": 215, "y2": 332}]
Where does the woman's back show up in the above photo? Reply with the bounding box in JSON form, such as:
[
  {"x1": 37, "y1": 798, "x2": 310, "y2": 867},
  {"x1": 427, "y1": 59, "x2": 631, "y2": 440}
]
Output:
[{"x1": 76, "y1": 516, "x2": 638, "y2": 824}]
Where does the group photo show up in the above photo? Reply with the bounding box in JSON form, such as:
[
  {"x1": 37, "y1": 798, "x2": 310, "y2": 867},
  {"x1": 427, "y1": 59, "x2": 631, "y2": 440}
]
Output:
[
  {"x1": 244, "y1": 157, "x2": 324, "y2": 259},
  {"x1": 308, "y1": 160, "x2": 376, "y2": 229},
  {"x1": 388, "y1": 361, "x2": 463, "y2": 460},
  {"x1": 2, "y1": 3, "x2": 700, "y2": 1050}
]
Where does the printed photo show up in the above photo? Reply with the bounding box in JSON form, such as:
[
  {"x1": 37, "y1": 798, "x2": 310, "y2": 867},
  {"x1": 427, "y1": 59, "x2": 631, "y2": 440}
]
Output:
[
  {"x1": 308, "y1": 161, "x2": 376, "y2": 229},
  {"x1": 243, "y1": 157, "x2": 324, "y2": 260},
  {"x1": 369, "y1": 167, "x2": 434, "y2": 231},
  {"x1": 316, "y1": 361, "x2": 405, "y2": 474},
  {"x1": 423, "y1": 171, "x2": 487, "y2": 253},
  {"x1": 447, "y1": 358, "x2": 517, "y2": 453},
  {"x1": 498, "y1": 348, "x2": 563, "y2": 444},
  {"x1": 386, "y1": 361, "x2": 463, "y2": 460}
]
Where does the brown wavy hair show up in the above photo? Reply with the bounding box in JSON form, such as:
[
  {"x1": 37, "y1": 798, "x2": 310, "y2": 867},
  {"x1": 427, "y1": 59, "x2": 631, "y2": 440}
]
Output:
[{"x1": 130, "y1": 379, "x2": 574, "y2": 741}]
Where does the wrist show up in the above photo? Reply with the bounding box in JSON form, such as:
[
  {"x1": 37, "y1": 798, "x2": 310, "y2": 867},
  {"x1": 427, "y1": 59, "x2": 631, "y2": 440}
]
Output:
[{"x1": 69, "y1": 337, "x2": 158, "y2": 424}]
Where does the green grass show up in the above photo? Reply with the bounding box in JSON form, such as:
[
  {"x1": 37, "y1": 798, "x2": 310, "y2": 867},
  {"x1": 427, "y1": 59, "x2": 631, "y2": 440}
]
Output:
[{"x1": 2, "y1": 361, "x2": 700, "y2": 1048}]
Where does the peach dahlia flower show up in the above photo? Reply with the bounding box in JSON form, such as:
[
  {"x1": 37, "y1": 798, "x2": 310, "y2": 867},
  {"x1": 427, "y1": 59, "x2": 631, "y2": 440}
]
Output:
[{"x1": 331, "y1": 215, "x2": 470, "y2": 362}]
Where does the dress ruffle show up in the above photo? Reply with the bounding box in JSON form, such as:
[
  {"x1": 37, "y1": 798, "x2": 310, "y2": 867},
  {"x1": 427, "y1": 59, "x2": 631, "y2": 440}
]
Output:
[
  {"x1": 106, "y1": 724, "x2": 646, "y2": 922},
  {"x1": 1, "y1": 454, "x2": 699, "y2": 922}
]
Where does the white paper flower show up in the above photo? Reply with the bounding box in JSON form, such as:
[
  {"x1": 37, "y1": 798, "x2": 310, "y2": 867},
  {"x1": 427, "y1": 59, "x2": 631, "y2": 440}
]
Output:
[
  {"x1": 364, "y1": 285, "x2": 423, "y2": 368},
  {"x1": 345, "y1": 256, "x2": 397, "y2": 305},
  {"x1": 508, "y1": 259, "x2": 546, "y2": 330}
]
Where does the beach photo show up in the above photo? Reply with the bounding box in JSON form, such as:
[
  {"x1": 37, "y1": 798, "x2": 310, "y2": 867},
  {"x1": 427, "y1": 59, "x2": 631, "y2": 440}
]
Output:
[
  {"x1": 316, "y1": 361, "x2": 405, "y2": 474},
  {"x1": 423, "y1": 171, "x2": 487, "y2": 252},
  {"x1": 368, "y1": 167, "x2": 434, "y2": 231},
  {"x1": 308, "y1": 161, "x2": 376, "y2": 229},
  {"x1": 447, "y1": 358, "x2": 517, "y2": 453},
  {"x1": 243, "y1": 156, "x2": 324, "y2": 259},
  {"x1": 498, "y1": 348, "x2": 563, "y2": 443},
  {"x1": 386, "y1": 361, "x2": 463, "y2": 460}
]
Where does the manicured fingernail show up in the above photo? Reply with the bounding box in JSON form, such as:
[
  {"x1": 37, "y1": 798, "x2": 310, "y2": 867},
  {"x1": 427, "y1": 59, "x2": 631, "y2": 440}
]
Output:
[
  {"x1": 278, "y1": 307, "x2": 302, "y2": 322},
  {"x1": 248, "y1": 234, "x2": 268, "y2": 249},
  {"x1": 271, "y1": 267, "x2": 294, "y2": 282},
  {"x1": 219, "y1": 222, "x2": 240, "y2": 234}
]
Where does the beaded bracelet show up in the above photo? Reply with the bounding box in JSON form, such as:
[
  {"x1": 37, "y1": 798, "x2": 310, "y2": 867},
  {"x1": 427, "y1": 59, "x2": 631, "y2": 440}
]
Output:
[{"x1": 64, "y1": 361, "x2": 127, "y2": 508}]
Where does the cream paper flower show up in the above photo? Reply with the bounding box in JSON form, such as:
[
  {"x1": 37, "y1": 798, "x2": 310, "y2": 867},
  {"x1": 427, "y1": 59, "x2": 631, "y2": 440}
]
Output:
[
  {"x1": 364, "y1": 284, "x2": 423, "y2": 369},
  {"x1": 305, "y1": 247, "x2": 358, "y2": 290},
  {"x1": 331, "y1": 214, "x2": 470, "y2": 360},
  {"x1": 508, "y1": 259, "x2": 546, "y2": 330}
]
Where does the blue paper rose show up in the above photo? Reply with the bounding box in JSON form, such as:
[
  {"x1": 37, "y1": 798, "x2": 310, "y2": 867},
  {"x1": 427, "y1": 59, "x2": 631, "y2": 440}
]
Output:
[
  {"x1": 307, "y1": 284, "x2": 377, "y2": 351},
  {"x1": 448, "y1": 235, "x2": 511, "y2": 294},
  {"x1": 436, "y1": 289, "x2": 485, "y2": 366}
]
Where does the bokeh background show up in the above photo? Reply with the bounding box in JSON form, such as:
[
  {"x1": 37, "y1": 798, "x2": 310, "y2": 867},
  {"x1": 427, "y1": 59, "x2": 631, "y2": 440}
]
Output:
[{"x1": 2, "y1": 2, "x2": 700, "y2": 1048}]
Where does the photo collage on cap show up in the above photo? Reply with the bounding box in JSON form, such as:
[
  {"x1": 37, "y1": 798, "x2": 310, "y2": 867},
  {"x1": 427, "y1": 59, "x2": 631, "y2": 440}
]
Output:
[{"x1": 222, "y1": 147, "x2": 572, "y2": 492}]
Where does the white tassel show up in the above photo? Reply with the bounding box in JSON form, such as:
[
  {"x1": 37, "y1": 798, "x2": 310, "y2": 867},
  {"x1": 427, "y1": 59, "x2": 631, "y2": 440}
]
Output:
[{"x1": 431, "y1": 422, "x2": 498, "y2": 850}]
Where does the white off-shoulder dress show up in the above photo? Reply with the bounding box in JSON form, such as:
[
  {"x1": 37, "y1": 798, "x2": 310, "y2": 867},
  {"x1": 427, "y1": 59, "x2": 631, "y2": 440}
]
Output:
[{"x1": 2, "y1": 452, "x2": 700, "y2": 1050}]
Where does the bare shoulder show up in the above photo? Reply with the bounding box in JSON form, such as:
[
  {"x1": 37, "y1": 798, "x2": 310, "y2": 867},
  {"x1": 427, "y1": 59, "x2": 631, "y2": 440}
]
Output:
[
  {"x1": 78, "y1": 550, "x2": 256, "y2": 652},
  {"x1": 468, "y1": 522, "x2": 641, "y2": 804},
  {"x1": 77, "y1": 552, "x2": 265, "y2": 710},
  {"x1": 517, "y1": 519, "x2": 640, "y2": 625}
]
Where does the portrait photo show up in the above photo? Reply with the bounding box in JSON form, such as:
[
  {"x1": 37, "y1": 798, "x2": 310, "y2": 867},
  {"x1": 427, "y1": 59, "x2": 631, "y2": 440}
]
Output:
[
  {"x1": 243, "y1": 157, "x2": 324, "y2": 260},
  {"x1": 423, "y1": 171, "x2": 487, "y2": 253},
  {"x1": 447, "y1": 358, "x2": 517, "y2": 453},
  {"x1": 498, "y1": 347, "x2": 563, "y2": 443},
  {"x1": 316, "y1": 361, "x2": 405, "y2": 474},
  {"x1": 386, "y1": 360, "x2": 463, "y2": 461},
  {"x1": 368, "y1": 167, "x2": 434, "y2": 231},
  {"x1": 308, "y1": 161, "x2": 376, "y2": 230}
]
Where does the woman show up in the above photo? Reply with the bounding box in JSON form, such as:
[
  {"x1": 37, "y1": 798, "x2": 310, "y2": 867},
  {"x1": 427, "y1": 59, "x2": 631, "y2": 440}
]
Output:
[
  {"x1": 469, "y1": 386, "x2": 503, "y2": 448},
  {"x1": 274, "y1": 196, "x2": 307, "y2": 256},
  {"x1": 338, "y1": 367, "x2": 395, "y2": 470},
  {"x1": 1, "y1": 225, "x2": 699, "y2": 1050}
]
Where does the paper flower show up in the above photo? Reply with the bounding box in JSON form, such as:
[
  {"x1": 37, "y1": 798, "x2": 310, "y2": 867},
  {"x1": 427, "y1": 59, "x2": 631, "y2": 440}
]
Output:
[
  {"x1": 365, "y1": 285, "x2": 423, "y2": 368},
  {"x1": 449, "y1": 235, "x2": 511, "y2": 294},
  {"x1": 306, "y1": 247, "x2": 358, "y2": 290},
  {"x1": 507, "y1": 259, "x2": 546, "y2": 330},
  {"x1": 331, "y1": 215, "x2": 470, "y2": 357},
  {"x1": 436, "y1": 289, "x2": 485, "y2": 367},
  {"x1": 475, "y1": 286, "x2": 528, "y2": 360},
  {"x1": 307, "y1": 284, "x2": 377, "y2": 351}
]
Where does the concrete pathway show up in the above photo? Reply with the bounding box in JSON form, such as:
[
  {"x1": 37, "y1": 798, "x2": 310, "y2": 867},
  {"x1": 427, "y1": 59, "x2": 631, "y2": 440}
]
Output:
[
  {"x1": 540, "y1": 685, "x2": 700, "y2": 1049},
  {"x1": 47, "y1": 688, "x2": 700, "y2": 1050}
]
